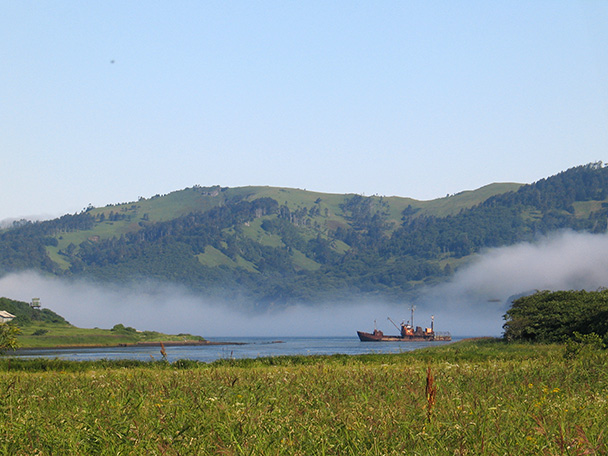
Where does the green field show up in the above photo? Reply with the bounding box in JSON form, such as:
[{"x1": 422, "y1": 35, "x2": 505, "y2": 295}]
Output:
[
  {"x1": 0, "y1": 297, "x2": 204, "y2": 349},
  {"x1": 0, "y1": 338, "x2": 606, "y2": 455},
  {"x1": 15, "y1": 322, "x2": 204, "y2": 349}
]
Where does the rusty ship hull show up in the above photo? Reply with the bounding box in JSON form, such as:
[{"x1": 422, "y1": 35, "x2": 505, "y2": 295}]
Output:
[
  {"x1": 357, "y1": 330, "x2": 451, "y2": 342},
  {"x1": 357, "y1": 312, "x2": 451, "y2": 342},
  {"x1": 357, "y1": 330, "x2": 449, "y2": 342}
]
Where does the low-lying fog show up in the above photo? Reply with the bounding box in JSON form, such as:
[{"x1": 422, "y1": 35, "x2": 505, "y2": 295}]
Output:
[{"x1": 1, "y1": 230, "x2": 608, "y2": 338}]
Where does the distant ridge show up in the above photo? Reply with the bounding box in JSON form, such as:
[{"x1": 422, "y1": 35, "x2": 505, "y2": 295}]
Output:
[{"x1": 0, "y1": 163, "x2": 606, "y2": 306}]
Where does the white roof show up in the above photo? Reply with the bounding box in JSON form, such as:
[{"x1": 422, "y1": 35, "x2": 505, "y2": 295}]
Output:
[{"x1": 0, "y1": 311, "x2": 16, "y2": 319}]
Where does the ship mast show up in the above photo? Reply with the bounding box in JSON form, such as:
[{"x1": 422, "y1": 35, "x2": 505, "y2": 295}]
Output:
[{"x1": 410, "y1": 305, "x2": 416, "y2": 328}]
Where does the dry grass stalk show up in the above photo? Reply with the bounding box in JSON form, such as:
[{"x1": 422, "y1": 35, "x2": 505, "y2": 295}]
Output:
[{"x1": 425, "y1": 366, "x2": 436, "y2": 423}]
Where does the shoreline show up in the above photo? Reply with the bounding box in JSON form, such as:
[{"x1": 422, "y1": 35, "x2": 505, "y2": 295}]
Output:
[{"x1": 14, "y1": 339, "x2": 248, "y2": 352}]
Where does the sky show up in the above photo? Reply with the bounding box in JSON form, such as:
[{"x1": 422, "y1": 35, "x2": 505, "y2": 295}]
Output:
[{"x1": 2, "y1": 1, "x2": 608, "y2": 221}]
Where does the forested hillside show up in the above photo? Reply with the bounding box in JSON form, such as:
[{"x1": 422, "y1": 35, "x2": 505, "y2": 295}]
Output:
[{"x1": 1, "y1": 163, "x2": 607, "y2": 305}]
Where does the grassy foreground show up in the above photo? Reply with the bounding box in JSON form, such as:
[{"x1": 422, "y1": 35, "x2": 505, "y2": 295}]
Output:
[{"x1": 0, "y1": 338, "x2": 606, "y2": 455}]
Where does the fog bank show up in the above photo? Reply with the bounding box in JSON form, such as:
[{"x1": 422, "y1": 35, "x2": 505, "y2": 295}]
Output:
[
  {"x1": 1, "y1": 230, "x2": 607, "y2": 338},
  {"x1": 416, "y1": 230, "x2": 608, "y2": 335},
  {"x1": 0, "y1": 273, "x2": 409, "y2": 337}
]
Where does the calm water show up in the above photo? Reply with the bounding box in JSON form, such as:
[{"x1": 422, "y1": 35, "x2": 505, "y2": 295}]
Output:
[{"x1": 13, "y1": 336, "x2": 463, "y2": 363}]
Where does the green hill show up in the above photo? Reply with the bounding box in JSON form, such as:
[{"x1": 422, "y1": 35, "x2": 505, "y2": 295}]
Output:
[
  {"x1": 42, "y1": 182, "x2": 521, "y2": 276},
  {"x1": 1, "y1": 163, "x2": 607, "y2": 305},
  {"x1": 0, "y1": 297, "x2": 68, "y2": 326},
  {"x1": 0, "y1": 297, "x2": 204, "y2": 348}
]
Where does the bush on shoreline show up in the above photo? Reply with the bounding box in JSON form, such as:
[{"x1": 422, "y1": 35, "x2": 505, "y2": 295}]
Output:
[{"x1": 503, "y1": 289, "x2": 608, "y2": 343}]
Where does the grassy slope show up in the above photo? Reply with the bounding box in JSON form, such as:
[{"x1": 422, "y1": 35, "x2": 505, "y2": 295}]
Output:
[
  {"x1": 0, "y1": 298, "x2": 204, "y2": 349},
  {"x1": 92, "y1": 183, "x2": 522, "y2": 234},
  {"x1": 414, "y1": 182, "x2": 523, "y2": 217},
  {"x1": 0, "y1": 338, "x2": 606, "y2": 455},
  {"x1": 16, "y1": 322, "x2": 205, "y2": 348},
  {"x1": 45, "y1": 183, "x2": 521, "y2": 272}
]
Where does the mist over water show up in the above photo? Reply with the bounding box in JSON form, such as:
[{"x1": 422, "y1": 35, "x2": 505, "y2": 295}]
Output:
[
  {"x1": 417, "y1": 230, "x2": 608, "y2": 335},
  {"x1": 0, "y1": 273, "x2": 408, "y2": 338},
  {"x1": 2, "y1": 230, "x2": 608, "y2": 338}
]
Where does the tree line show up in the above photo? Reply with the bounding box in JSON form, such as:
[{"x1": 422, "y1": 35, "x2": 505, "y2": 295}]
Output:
[{"x1": 1, "y1": 163, "x2": 608, "y2": 305}]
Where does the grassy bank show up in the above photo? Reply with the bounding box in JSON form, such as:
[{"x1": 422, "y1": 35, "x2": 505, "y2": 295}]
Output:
[
  {"x1": 15, "y1": 322, "x2": 205, "y2": 349},
  {"x1": 0, "y1": 338, "x2": 606, "y2": 455},
  {"x1": 0, "y1": 297, "x2": 205, "y2": 349}
]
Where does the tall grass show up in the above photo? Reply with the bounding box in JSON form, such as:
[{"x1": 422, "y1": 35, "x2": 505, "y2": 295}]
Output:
[{"x1": 0, "y1": 340, "x2": 606, "y2": 455}]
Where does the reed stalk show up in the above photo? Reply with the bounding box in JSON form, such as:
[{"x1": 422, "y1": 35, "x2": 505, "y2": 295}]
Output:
[{"x1": 425, "y1": 365, "x2": 436, "y2": 423}]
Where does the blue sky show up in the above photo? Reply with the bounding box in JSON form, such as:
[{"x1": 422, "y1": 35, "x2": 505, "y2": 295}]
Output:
[{"x1": 2, "y1": 1, "x2": 608, "y2": 220}]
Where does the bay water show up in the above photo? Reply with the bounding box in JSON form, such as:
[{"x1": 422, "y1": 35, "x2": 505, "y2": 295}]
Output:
[{"x1": 13, "y1": 336, "x2": 463, "y2": 363}]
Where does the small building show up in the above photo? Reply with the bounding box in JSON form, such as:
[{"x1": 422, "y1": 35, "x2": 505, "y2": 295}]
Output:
[{"x1": 0, "y1": 311, "x2": 16, "y2": 323}]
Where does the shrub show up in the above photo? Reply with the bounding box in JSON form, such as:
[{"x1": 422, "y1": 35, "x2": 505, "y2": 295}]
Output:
[
  {"x1": 111, "y1": 323, "x2": 137, "y2": 333},
  {"x1": 0, "y1": 323, "x2": 20, "y2": 354}
]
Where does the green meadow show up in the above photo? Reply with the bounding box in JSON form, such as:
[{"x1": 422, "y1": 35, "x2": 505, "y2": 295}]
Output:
[
  {"x1": 0, "y1": 297, "x2": 205, "y2": 349},
  {"x1": 16, "y1": 322, "x2": 204, "y2": 349},
  {"x1": 0, "y1": 338, "x2": 606, "y2": 455}
]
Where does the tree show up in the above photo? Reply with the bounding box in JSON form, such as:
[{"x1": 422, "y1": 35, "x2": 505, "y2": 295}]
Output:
[
  {"x1": 0, "y1": 323, "x2": 20, "y2": 354},
  {"x1": 503, "y1": 289, "x2": 608, "y2": 342}
]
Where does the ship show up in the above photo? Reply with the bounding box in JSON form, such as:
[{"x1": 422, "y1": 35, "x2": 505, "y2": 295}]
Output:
[{"x1": 357, "y1": 307, "x2": 451, "y2": 342}]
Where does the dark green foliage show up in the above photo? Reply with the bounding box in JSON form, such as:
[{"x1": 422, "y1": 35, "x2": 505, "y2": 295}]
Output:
[
  {"x1": 0, "y1": 297, "x2": 69, "y2": 326},
  {"x1": 0, "y1": 323, "x2": 20, "y2": 353},
  {"x1": 111, "y1": 323, "x2": 137, "y2": 333},
  {"x1": 503, "y1": 289, "x2": 608, "y2": 343},
  {"x1": 0, "y1": 212, "x2": 94, "y2": 275}
]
